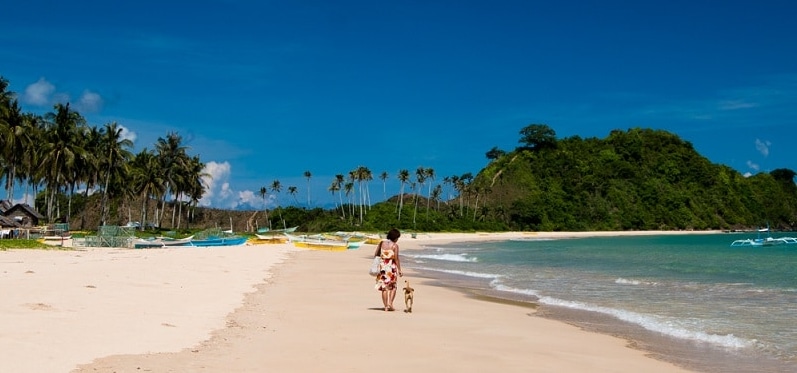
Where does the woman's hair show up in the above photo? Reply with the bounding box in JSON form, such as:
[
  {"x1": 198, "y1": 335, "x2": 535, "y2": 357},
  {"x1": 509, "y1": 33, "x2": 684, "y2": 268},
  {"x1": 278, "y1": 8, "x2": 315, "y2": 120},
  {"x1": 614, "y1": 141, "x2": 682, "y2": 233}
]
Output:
[{"x1": 386, "y1": 228, "x2": 401, "y2": 242}]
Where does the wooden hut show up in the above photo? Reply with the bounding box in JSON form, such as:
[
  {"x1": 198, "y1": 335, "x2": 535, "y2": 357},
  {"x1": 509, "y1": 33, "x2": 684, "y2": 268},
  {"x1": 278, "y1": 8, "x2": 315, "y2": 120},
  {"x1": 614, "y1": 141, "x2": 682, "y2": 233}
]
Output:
[{"x1": 2, "y1": 204, "x2": 45, "y2": 228}]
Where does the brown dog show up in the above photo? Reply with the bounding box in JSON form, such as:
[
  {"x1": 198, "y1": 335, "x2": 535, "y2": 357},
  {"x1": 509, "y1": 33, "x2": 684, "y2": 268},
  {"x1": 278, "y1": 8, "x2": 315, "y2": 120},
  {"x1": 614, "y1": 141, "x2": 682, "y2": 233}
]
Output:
[{"x1": 403, "y1": 280, "x2": 414, "y2": 313}]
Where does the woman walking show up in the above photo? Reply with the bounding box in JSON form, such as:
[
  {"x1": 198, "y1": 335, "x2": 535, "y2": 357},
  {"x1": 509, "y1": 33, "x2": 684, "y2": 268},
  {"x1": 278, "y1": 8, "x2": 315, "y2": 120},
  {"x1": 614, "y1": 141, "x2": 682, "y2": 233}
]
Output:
[{"x1": 374, "y1": 228, "x2": 402, "y2": 311}]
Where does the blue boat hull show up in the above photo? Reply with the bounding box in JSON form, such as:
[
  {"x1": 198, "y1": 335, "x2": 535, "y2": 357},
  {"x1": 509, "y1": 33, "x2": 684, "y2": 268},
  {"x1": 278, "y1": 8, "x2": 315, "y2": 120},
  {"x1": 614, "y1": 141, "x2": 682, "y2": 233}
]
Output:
[{"x1": 190, "y1": 236, "x2": 248, "y2": 247}]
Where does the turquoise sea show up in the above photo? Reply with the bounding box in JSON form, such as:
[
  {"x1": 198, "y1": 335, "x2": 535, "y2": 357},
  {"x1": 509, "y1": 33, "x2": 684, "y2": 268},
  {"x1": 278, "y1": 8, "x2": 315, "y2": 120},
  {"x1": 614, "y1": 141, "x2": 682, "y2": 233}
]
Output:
[{"x1": 404, "y1": 233, "x2": 797, "y2": 373}]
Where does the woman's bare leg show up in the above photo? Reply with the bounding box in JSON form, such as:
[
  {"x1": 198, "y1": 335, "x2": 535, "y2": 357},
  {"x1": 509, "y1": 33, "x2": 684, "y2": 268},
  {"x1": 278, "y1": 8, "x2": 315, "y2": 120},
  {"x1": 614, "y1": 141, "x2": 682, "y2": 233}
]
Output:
[
  {"x1": 388, "y1": 288, "x2": 396, "y2": 310},
  {"x1": 381, "y1": 290, "x2": 389, "y2": 311}
]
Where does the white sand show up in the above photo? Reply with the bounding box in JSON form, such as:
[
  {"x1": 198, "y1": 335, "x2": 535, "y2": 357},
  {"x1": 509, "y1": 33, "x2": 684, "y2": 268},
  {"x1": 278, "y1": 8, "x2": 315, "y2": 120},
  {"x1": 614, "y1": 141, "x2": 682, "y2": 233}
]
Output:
[{"x1": 1, "y1": 231, "x2": 717, "y2": 372}]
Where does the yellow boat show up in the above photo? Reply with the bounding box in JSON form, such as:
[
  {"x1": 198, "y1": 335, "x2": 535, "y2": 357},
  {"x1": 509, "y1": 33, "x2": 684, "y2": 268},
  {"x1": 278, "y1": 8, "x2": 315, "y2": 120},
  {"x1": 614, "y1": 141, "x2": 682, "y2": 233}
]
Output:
[
  {"x1": 292, "y1": 240, "x2": 348, "y2": 251},
  {"x1": 250, "y1": 234, "x2": 289, "y2": 244}
]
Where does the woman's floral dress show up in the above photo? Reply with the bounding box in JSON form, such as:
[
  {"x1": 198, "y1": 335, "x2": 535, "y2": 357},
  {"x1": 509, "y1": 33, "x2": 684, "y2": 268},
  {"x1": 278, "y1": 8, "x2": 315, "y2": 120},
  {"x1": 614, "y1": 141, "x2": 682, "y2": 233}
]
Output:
[{"x1": 375, "y1": 240, "x2": 398, "y2": 291}]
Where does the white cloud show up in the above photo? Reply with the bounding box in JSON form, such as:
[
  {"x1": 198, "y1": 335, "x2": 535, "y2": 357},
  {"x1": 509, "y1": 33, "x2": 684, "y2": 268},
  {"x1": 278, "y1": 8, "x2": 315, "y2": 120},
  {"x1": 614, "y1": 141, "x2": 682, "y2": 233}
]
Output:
[
  {"x1": 76, "y1": 90, "x2": 103, "y2": 112},
  {"x1": 23, "y1": 78, "x2": 105, "y2": 113},
  {"x1": 746, "y1": 160, "x2": 760, "y2": 172},
  {"x1": 718, "y1": 99, "x2": 758, "y2": 111},
  {"x1": 199, "y1": 161, "x2": 231, "y2": 206},
  {"x1": 119, "y1": 125, "x2": 137, "y2": 143},
  {"x1": 755, "y1": 138, "x2": 771, "y2": 157},
  {"x1": 743, "y1": 172, "x2": 753, "y2": 177},
  {"x1": 198, "y1": 161, "x2": 272, "y2": 209},
  {"x1": 238, "y1": 190, "x2": 261, "y2": 206},
  {"x1": 24, "y1": 77, "x2": 55, "y2": 106}
]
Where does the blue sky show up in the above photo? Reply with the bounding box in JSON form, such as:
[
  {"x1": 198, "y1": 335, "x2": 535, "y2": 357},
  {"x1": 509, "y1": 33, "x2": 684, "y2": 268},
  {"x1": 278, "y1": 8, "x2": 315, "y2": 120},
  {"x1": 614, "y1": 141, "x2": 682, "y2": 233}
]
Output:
[{"x1": 3, "y1": 1, "x2": 796, "y2": 210}]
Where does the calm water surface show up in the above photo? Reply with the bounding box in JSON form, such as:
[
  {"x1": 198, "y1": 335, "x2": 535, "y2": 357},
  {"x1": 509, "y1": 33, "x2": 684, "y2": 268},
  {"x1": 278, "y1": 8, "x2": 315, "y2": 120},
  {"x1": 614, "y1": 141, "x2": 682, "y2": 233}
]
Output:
[{"x1": 404, "y1": 233, "x2": 797, "y2": 373}]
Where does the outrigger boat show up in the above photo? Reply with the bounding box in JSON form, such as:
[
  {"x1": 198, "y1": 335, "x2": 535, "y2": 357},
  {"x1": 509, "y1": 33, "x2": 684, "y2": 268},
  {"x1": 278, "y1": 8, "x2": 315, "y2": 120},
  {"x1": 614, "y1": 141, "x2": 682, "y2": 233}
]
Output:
[
  {"x1": 133, "y1": 236, "x2": 194, "y2": 249},
  {"x1": 730, "y1": 226, "x2": 797, "y2": 247},
  {"x1": 251, "y1": 233, "x2": 289, "y2": 244},
  {"x1": 284, "y1": 233, "x2": 349, "y2": 251}
]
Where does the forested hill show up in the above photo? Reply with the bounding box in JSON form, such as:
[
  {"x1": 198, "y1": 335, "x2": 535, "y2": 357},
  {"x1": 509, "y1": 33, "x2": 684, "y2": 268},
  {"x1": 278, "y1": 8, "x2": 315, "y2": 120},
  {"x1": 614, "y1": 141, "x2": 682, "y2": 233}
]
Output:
[{"x1": 475, "y1": 127, "x2": 797, "y2": 231}]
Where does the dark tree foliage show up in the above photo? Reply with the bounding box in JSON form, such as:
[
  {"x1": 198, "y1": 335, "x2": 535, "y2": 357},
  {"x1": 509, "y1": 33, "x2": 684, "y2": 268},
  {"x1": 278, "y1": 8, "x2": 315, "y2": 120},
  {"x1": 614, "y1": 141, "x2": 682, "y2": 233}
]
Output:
[
  {"x1": 56, "y1": 125, "x2": 797, "y2": 234},
  {"x1": 517, "y1": 124, "x2": 557, "y2": 151},
  {"x1": 486, "y1": 146, "x2": 506, "y2": 160},
  {"x1": 475, "y1": 127, "x2": 797, "y2": 231}
]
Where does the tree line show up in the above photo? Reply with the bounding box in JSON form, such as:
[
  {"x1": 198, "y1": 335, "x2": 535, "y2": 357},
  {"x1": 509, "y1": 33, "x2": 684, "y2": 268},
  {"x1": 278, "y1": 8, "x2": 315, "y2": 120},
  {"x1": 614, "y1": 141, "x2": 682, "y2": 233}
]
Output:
[
  {"x1": 0, "y1": 76, "x2": 206, "y2": 229},
  {"x1": 7, "y1": 72, "x2": 794, "y2": 233}
]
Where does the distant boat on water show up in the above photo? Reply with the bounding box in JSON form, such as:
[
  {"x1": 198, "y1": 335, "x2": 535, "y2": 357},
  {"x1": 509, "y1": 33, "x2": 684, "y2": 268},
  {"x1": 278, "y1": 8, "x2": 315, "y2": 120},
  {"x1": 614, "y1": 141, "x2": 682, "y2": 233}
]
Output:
[{"x1": 730, "y1": 225, "x2": 797, "y2": 247}]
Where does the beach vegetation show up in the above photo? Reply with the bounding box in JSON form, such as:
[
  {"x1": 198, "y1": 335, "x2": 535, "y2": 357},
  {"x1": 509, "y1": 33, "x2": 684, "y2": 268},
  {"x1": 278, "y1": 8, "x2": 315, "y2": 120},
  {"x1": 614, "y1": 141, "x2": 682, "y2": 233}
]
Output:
[
  {"x1": 3, "y1": 74, "x2": 797, "y2": 234},
  {"x1": 0, "y1": 239, "x2": 59, "y2": 250}
]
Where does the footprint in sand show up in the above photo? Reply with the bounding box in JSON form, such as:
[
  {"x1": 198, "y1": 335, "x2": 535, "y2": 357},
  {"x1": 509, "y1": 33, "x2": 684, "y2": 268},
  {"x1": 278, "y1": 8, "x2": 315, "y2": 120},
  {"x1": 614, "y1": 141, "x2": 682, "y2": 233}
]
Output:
[{"x1": 25, "y1": 303, "x2": 54, "y2": 311}]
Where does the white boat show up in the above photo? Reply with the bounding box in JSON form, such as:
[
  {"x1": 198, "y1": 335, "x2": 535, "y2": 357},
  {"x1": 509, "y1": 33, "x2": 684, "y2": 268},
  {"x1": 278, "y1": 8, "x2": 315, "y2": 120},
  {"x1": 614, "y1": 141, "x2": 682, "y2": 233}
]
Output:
[
  {"x1": 133, "y1": 235, "x2": 194, "y2": 249},
  {"x1": 730, "y1": 227, "x2": 797, "y2": 247},
  {"x1": 284, "y1": 232, "x2": 361, "y2": 250},
  {"x1": 258, "y1": 226, "x2": 298, "y2": 234},
  {"x1": 730, "y1": 236, "x2": 797, "y2": 247}
]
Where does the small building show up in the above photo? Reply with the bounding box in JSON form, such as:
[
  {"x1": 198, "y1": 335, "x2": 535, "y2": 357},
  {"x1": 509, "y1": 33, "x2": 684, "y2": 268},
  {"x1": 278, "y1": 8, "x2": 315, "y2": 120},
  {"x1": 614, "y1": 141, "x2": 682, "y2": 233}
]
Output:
[
  {"x1": 0, "y1": 215, "x2": 21, "y2": 238},
  {"x1": 0, "y1": 200, "x2": 12, "y2": 215},
  {"x1": 3, "y1": 204, "x2": 45, "y2": 228}
]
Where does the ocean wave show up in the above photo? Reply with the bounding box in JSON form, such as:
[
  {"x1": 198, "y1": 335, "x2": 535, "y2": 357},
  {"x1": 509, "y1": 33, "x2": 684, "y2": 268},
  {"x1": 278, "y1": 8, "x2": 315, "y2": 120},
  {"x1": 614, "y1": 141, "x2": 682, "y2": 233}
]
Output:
[
  {"x1": 615, "y1": 278, "x2": 642, "y2": 285},
  {"x1": 509, "y1": 237, "x2": 557, "y2": 242},
  {"x1": 500, "y1": 289, "x2": 757, "y2": 350},
  {"x1": 615, "y1": 278, "x2": 658, "y2": 286},
  {"x1": 414, "y1": 266, "x2": 501, "y2": 279},
  {"x1": 408, "y1": 253, "x2": 478, "y2": 262},
  {"x1": 493, "y1": 283, "x2": 542, "y2": 298}
]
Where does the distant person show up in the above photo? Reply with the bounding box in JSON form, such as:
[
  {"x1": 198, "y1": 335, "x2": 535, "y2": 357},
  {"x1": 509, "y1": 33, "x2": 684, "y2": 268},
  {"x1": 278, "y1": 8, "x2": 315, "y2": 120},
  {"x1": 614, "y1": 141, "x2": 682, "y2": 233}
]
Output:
[{"x1": 374, "y1": 228, "x2": 402, "y2": 311}]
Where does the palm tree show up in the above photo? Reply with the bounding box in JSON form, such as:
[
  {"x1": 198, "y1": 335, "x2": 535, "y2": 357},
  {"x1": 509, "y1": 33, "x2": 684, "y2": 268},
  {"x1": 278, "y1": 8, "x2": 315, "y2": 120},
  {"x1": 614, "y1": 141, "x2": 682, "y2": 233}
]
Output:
[
  {"x1": 424, "y1": 167, "x2": 435, "y2": 214},
  {"x1": 180, "y1": 155, "x2": 208, "y2": 229},
  {"x1": 288, "y1": 185, "x2": 298, "y2": 205},
  {"x1": 131, "y1": 149, "x2": 164, "y2": 231},
  {"x1": 335, "y1": 174, "x2": 346, "y2": 218},
  {"x1": 98, "y1": 122, "x2": 133, "y2": 226},
  {"x1": 22, "y1": 114, "x2": 47, "y2": 209},
  {"x1": 303, "y1": 170, "x2": 312, "y2": 207},
  {"x1": 413, "y1": 167, "x2": 426, "y2": 227},
  {"x1": 259, "y1": 186, "x2": 270, "y2": 229},
  {"x1": 155, "y1": 132, "x2": 188, "y2": 228},
  {"x1": 41, "y1": 103, "x2": 86, "y2": 222},
  {"x1": 431, "y1": 184, "x2": 443, "y2": 210},
  {"x1": 397, "y1": 169, "x2": 409, "y2": 221},
  {"x1": 77, "y1": 126, "x2": 102, "y2": 229},
  {"x1": 343, "y1": 181, "x2": 354, "y2": 220},
  {"x1": 352, "y1": 166, "x2": 372, "y2": 224},
  {"x1": 0, "y1": 77, "x2": 13, "y2": 115},
  {"x1": 270, "y1": 179, "x2": 284, "y2": 228},
  {"x1": 329, "y1": 176, "x2": 344, "y2": 218},
  {"x1": 362, "y1": 166, "x2": 373, "y2": 210},
  {"x1": 379, "y1": 171, "x2": 389, "y2": 201},
  {"x1": 0, "y1": 99, "x2": 33, "y2": 201}
]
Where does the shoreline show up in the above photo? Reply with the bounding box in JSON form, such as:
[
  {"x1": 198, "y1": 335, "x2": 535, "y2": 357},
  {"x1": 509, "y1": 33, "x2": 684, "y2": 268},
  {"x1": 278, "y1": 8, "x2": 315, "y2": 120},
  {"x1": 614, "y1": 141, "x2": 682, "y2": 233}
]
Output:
[{"x1": 0, "y1": 231, "x2": 714, "y2": 372}]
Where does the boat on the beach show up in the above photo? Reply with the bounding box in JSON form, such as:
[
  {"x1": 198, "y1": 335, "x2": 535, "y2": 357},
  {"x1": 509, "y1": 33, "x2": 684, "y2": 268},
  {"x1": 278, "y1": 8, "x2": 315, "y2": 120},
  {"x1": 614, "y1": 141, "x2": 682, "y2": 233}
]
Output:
[
  {"x1": 133, "y1": 236, "x2": 194, "y2": 249},
  {"x1": 257, "y1": 226, "x2": 298, "y2": 234},
  {"x1": 291, "y1": 240, "x2": 348, "y2": 251},
  {"x1": 333, "y1": 231, "x2": 380, "y2": 245},
  {"x1": 251, "y1": 233, "x2": 289, "y2": 244},
  {"x1": 284, "y1": 232, "x2": 349, "y2": 251},
  {"x1": 190, "y1": 235, "x2": 248, "y2": 247},
  {"x1": 188, "y1": 228, "x2": 248, "y2": 247},
  {"x1": 345, "y1": 240, "x2": 365, "y2": 249}
]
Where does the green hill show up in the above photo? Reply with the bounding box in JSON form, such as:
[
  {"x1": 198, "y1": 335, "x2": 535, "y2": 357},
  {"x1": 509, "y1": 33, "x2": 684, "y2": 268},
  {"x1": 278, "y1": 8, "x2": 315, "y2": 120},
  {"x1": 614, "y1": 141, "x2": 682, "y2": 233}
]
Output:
[
  {"x1": 54, "y1": 125, "x2": 797, "y2": 234},
  {"x1": 471, "y1": 126, "x2": 796, "y2": 231}
]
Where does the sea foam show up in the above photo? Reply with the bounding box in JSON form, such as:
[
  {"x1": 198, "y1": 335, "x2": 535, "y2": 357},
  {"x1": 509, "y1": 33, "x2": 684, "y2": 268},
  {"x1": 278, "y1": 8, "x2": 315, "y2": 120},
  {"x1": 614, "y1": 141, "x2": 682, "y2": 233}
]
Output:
[
  {"x1": 407, "y1": 253, "x2": 478, "y2": 262},
  {"x1": 493, "y1": 283, "x2": 755, "y2": 350}
]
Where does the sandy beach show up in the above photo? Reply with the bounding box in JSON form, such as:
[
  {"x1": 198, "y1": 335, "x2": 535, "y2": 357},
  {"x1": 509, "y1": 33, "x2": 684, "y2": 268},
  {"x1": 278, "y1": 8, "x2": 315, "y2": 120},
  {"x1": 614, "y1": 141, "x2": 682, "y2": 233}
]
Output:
[{"x1": 0, "y1": 231, "x2": 708, "y2": 373}]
